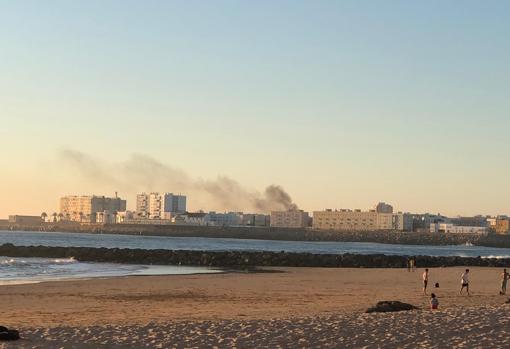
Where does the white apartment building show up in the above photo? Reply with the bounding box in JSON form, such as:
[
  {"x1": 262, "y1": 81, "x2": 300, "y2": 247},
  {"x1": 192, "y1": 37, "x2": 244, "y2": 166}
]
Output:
[
  {"x1": 270, "y1": 210, "x2": 310, "y2": 228},
  {"x1": 430, "y1": 223, "x2": 488, "y2": 235},
  {"x1": 136, "y1": 192, "x2": 186, "y2": 219}
]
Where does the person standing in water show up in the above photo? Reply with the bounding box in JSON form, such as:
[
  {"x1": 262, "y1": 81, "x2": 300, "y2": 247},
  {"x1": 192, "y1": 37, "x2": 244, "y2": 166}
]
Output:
[
  {"x1": 422, "y1": 268, "x2": 429, "y2": 295},
  {"x1": 500, "y1": 269, "x2": 509, "y2": 295},
  {"x1": 460, "y1": 269, "x2": 470, "y2": 296}
]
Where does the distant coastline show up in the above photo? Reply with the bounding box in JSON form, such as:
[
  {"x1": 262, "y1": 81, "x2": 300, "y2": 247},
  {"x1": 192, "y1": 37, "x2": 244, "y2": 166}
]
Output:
[{"x1": 2, "y1": 221, "x2": 510, "y2": 248}]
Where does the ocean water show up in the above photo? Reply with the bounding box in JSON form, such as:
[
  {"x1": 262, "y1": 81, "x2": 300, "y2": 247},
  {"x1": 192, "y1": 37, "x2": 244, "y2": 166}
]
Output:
[{"x1": 0, "y1": 255, "x2": 221, "y2": 285}]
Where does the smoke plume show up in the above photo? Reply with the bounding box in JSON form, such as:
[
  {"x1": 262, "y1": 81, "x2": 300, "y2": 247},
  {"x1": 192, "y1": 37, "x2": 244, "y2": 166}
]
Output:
[{"x1": 58, "y1": 149, "x2": 298, "y2": 213}]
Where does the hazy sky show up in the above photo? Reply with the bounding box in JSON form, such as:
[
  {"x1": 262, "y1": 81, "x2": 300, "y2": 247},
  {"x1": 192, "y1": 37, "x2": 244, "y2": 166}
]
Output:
[{"x1": 1, "y1": 0, "x2": 509, "y2": 217}]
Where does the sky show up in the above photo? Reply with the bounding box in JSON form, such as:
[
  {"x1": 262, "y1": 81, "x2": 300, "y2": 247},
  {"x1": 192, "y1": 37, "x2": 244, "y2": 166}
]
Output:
[{"x1": 1, "y1": 0, "x2": 509, "y2": 217}]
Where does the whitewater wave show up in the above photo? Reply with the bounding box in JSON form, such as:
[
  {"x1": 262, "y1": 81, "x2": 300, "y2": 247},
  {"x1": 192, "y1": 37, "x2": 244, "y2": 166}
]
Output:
[
  {"x1": 0, "y1": 257, "x2": 77, "y2": 265},
  {"x1": 481, "y1": 255, "x2": 510, "y2": 259}
]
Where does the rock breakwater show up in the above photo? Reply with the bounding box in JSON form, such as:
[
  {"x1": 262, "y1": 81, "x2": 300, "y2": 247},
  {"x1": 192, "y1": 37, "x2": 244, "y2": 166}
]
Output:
[{"x1": 1, "y1": 244, "x2": 509, "y2": 268}]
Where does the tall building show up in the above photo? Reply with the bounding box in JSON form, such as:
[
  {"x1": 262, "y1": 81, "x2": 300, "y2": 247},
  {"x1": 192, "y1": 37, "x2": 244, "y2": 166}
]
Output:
[
  {"x1": 270, "y1": 210, "x2": 310, "y2": 228},
  {"x1": 60, "y1": 195, "x2": 126, "y2": 223},
  {"x1": 136, "y1": 192, "x2": 186, "y2": 219}
]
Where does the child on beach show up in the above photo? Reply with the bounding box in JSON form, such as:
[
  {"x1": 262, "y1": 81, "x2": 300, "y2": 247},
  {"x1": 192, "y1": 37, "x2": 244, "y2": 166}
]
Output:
[{"x1": 430, "y1": 293, "x2": 439, "y2": 310}]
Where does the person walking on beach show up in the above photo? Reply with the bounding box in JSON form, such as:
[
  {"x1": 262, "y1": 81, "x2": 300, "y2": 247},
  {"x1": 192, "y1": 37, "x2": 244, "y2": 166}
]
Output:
[
  {"x1": 409, "y1": 257, "x2": 416, "y2": 272},
  {"x1": 422, "y1": 268, "x2": 429, "y2": 295},
  {"x1": 407, "y1": 257, "x2": 411, "y2": 272},
  {"x1": 460, "y1": 269, "x2": 470, "y2": 296},
  {"x1": 500, "y1": 269, "x2": 509, "y2": 295},
  {"x1": 430, "y1": 293, "x2": 439, "y2": 310}
]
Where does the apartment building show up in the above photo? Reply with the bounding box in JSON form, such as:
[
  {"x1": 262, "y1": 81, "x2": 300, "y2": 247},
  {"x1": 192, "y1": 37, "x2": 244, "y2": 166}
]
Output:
[
  {"x1": 136, "y1": 192, "x2": 186, "y2": 219},
  {"x1": 60, "y1": 195, "x2": 126, "y2": 223},
  {"x1": 270, "y1": 210, "x2": 310, "y2": 228},
  {"x1": 313, "y1": 209, "x2": 387, "y2": 231}
]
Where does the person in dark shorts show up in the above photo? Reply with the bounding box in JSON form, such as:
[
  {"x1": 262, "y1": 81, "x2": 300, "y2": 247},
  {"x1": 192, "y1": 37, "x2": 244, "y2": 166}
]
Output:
[{"x1": 460, "y1": 269, "x2": 470, "y2": 295}]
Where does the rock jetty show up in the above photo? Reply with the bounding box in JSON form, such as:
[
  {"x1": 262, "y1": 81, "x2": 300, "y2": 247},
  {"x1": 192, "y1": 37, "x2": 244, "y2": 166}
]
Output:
[{"x1": 1, "y1": 244, "x2": 509, "y2": 268}]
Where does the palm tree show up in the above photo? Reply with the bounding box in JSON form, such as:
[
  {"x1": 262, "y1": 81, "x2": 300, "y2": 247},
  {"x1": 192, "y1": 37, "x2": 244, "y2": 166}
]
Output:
[
  {"x1": 41, "y1": 212, "x2": 47, "y2": 222},
  {"x1": 52, "y1": 212, "x2": 57, "y2": 223}
]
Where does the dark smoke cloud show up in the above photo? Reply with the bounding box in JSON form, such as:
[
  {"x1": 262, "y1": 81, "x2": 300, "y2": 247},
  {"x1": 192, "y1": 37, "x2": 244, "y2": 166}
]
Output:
[{"x1": 58, "y1": 149, "x2": 298, "y2": 213}]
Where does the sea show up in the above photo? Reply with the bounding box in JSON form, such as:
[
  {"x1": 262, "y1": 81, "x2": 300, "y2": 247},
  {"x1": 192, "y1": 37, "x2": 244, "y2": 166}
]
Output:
[{"x1": 2, "y1": 230, "x2": 510, "y2": 285}]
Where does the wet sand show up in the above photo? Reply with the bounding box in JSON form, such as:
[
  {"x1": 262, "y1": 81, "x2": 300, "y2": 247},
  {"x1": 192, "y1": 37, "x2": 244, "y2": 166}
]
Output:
[{"x1": 1, "y1": 267, "x2": 509, "y2": 348}]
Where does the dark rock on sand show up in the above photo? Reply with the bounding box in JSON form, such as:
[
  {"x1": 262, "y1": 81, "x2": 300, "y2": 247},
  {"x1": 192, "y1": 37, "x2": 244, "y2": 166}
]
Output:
[
  {"x1": 0, "y1": 327, "x2": 20, "y2": 341},
  {"x1": 366, "y1": 301, "x2": 419, "y2": 313}
]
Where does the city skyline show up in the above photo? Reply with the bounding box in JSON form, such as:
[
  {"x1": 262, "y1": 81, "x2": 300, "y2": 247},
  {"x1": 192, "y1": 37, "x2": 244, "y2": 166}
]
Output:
[{"x1": 2, "y1": 1, "x2": 510, "y2": 217}]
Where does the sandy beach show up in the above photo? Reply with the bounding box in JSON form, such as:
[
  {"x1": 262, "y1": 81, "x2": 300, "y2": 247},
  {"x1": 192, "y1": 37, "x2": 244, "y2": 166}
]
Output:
[{"x1": 1, "y1": 266, "x2": 510, "y2": 348}]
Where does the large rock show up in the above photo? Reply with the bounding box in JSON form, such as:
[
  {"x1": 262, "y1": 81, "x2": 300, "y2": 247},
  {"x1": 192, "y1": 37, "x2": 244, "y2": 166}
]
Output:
[
  {"x1": 0, "y1": 326, "x2": 20, "y2": 341},
  {"x1": 366, "y1": 301, "x2": 419, "y2": 313}
]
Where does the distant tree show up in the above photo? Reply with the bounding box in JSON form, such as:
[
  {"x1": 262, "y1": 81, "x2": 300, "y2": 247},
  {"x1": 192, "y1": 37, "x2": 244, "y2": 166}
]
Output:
[
  {"x1": 52, "y1": 212, "x2": 57, "y2": 223},
  {"x1": 79, "y1": 212, "x2": 84, "y2": 222},
  {"x1": 41, "y1": 212, "x2": 47, "y2": 222}
]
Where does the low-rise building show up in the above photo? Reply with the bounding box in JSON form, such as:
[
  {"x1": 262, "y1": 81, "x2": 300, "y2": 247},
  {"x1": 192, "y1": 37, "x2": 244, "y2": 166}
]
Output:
[
  {"x1": 242, "y1": 214, "x2": 270, "y2": 227},
  {"x1": 392, "y1": 213, "x2": 414, "y2": 232},
  {"x1": 116, "y1": 211, "x2": 135, "y2": 224},
  {"x1": 95, "y1": 211, "x2": 117, "y2": 225},
  {"x1": 412, "y1": 214, "x2": 449, "y2": 232},
  {"x1": 8, "y1": 215, "x2": 43, "y2": 225},
  {"x1": 430, "y1": 223, "x2": 488, "y2": 235},
  {"x1": 450, "y1": 216, "x2": 488, "y2": 227},
  {"x1": 172, "y1": 212, "x2": 209, "y2": 226},
  {"x1": 270, "y1": 210, "x2": 310, "y2": 228},
  {"x1": 206, "y1": 212, "x2": 243, "y2": 226},
  {"x1": 495, "y1": 218, "x2": 510, "y2": 235}
]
